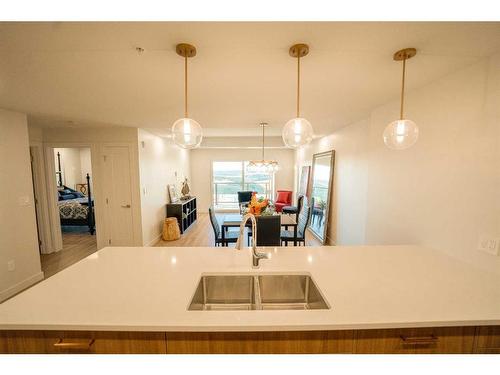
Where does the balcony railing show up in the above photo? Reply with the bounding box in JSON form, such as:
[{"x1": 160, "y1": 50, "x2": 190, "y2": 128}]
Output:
[{"x1": 213, "y1": 182, "x2": 271, "y2": 208}]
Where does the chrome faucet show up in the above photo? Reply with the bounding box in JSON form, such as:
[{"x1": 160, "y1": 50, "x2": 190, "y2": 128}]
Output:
[{"x1": 234, "y1": 213, "x2": 269, "y2": 268}]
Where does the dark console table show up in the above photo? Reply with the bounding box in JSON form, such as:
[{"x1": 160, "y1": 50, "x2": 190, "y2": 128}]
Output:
[{"x1": 166, "y1": 197, "x2": 197, "y2": 234}]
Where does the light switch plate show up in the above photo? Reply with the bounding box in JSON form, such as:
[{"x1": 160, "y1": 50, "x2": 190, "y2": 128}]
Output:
[
  {"x1": 7, "y1": 260, "x2": 15, "y2": 271},
  {"x1": 478, "y1": 236, "x2": 500, "y2": 256}
]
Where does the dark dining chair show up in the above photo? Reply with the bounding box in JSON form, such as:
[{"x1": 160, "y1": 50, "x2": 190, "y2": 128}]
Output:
[
  {"x1": 281, "y1": 197, "x2": 314, "y2": 246},
  {"x1": 282, "y1": 194, "x2": 305, "y2": 221},
  {"x1": 237, "y1": 191, "x2": 254, "y2": 214},
  {"x1": 312, "y1": 206, "x2": 324, "y2": 227},
  {"x1": 248, "y1": 215, "x2": 281, "y2": 247},
  {"x1": 209, "y1": 207, "x2": 238, "y2": 247}
]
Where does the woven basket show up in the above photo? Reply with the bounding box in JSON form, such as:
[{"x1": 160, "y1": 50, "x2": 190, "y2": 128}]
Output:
[{"x1": 162, "y1": 217, "x2": 181, "y2": 241}]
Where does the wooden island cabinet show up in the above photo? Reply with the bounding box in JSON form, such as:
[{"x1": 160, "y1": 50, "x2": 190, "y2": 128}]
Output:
[
  {"x1": 474, "y1": 326, "x2": 500, "y2": 353},
  {"x1": 1, "y1": 326, "x2": 499, "y2": 354}
]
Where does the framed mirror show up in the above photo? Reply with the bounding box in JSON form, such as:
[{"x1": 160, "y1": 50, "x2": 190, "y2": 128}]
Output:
[{"x1": 309, "y1": 150, "x2": 335, "y2": 244}]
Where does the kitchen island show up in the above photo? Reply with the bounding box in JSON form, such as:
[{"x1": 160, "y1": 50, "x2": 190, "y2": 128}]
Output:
[{"x1": 1, "y1": 245, "x2": 499, "y2": 353}]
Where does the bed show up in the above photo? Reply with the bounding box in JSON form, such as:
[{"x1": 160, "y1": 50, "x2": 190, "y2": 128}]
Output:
[{"x1": 57, "y1": 173, "x2": 95, "y2": 235}]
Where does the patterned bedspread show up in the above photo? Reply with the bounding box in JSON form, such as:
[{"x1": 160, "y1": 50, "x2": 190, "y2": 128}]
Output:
[{"x1": 58, "y1": 200, "x2": 89, "y2": 220}]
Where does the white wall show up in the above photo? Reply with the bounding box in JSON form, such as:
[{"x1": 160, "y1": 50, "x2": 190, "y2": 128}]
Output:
[
  {"x1": 296, "y1": 53, "x2": 500, "y2": 274},
  {"x1": 79, "y1": 148, "x2": 92, "y2": 191},
  {"x1": 364, "y1": 53, "x2": 500, "y2": 273},
  {"x1": 53, "y1": 147, "x2": 92, "y2": 191},
  {"x1": 0, "y1": 109, "x2": 43, "y2": 302},
  {"x1": 42, "y1": 127, "x2": 139, "y2": 143},
  {"x1": 138, "y1": 129, "x2": 190, "y2": 246},
  {"x1": 54, "y1": 148, "x2": 82, "y2": 189},
  {"x1": 191, "y1": 147, "x2": 295, "y2": 212},
  {"x1": 295, "y1": 119, "x2": 370, "y2": 245}
]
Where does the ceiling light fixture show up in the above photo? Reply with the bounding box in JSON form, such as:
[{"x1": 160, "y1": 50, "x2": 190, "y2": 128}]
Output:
[
  {"x1": 171, "y1": 43, "x2": 203, "y2": 149},
  {"x1": 383, "y1": 48, "x2": 419, "y2": 150},
  {"x1": 282, "y1": 43, "x2": 314, "y2": 148},
  {"x1": 248, "y1": 122, "x2": 279, "y2": 173}
]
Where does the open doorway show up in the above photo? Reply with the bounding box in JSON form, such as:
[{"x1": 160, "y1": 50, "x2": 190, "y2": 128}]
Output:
[{"x1": 40, "y1": 147, "x2": 97, "y2": 278}]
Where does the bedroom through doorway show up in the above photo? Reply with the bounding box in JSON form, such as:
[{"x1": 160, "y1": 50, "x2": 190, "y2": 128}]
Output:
[{"x1": 40, "y1": 147, "x2": 97, "y2": 278}]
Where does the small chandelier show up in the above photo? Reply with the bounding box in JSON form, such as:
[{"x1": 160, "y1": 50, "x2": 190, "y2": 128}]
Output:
[
  {"x1": 282, "y1": 43, "x2": 314, "y2": 148},
  {"x1": 248, "y1": 123, "x2": 279, "y2": 173},
  {"x1": 171, "y1": 43, "x2": 203, "y2": 149},
  {"x1": 383, "y1": 47, "x2": 419, "y2": 150}
]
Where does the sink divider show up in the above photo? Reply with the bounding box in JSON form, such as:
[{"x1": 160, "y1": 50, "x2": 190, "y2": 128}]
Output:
[
  {"x1": 304, "y1": 276, "x2": 310, "y2": 305},
  {"x1": 253, "y1": 276, "x2": 262, "y2": 310},
  {"x1": 202, "y1": 276, "x2": 207, "y2": 310}
]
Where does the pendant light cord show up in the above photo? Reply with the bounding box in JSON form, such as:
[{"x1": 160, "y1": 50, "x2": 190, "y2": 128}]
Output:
[
  {"x1": 400, "y1": 57, "x2": 406, "y2": 120},
  {"x1": 297, "y1": 55, "x2": 301, "y2": 118},
  {"x1": 261, "y1": 123, "x2": 265, "y2": 160},
  {"x1": 184, "y1": 55, "x2": 188, "y2": 118}
]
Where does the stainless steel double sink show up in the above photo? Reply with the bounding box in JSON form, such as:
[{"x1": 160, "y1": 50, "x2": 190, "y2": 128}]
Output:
[{"x1": 188, "y1": 273, "x2": 329, "y2": 311}]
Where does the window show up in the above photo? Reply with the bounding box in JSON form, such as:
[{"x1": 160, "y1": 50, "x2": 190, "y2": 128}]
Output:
[{"x1": 212, "y1": 161, "x2": 274, "y2": 210}]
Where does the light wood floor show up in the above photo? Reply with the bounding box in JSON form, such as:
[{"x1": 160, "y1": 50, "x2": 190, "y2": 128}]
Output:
[
  {"x1": 155, "y1": 213, "x2": 322, "y2": 247},
  {"x1": 40, "y1": 231, "x2": 97, "y2": 279}
]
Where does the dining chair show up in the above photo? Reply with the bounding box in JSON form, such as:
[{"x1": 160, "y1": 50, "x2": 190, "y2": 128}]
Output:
[
  {"x1": 237, "y1": 191, "x2": 254, "y2": 214},
  {"x1": 281, "y1": 197, "x2": 314, "y2": 246},
  {"x1": 274, "y1": 190, "x2": 292, "y2": 212},
  {"x1": 282, "y1": 194, "x2": 304, "y2": 221},
  {"x1": 248, "y1": 215, "x2": 281, "y2": 247},
  {"x1": 312, "y1": 206, "x2": 324, "y2": 227},
  {"x1": 209, "y1": 207, "x2": 238, "y2": 247}
]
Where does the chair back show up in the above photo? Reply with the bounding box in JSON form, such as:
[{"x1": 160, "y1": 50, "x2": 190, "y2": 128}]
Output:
[
  {"x1": 255, "y1": 215, "x2": 281, "y2": 246},
  {"x1": 237, "y1": 191, "x2": 253, "y2": 204},
  {"x1": 208, "y1": 207, "x2": 220, "y2": 239},
  {"x1": 297, "y1": 197, "x2": 314, "y2": 238},
  {"x1": 296, "y1": 195, "x2": 305, "y2": 216},
  {"x1": 276, "y1": 190, "x2": 293, "y2": 205}
]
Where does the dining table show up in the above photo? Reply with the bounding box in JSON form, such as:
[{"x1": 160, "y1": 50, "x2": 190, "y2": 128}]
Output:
[{"x1": 221, "y1": 213, "x2": 298, "y2": 246}]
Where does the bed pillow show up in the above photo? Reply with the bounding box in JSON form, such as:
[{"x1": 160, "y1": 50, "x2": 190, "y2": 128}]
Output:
[
  {"x1": 60, "y1": 193, "x2": 76, "y2": 200},
  {"x1": 73, "y1": 191, "x2": 85, "y2": 198}
]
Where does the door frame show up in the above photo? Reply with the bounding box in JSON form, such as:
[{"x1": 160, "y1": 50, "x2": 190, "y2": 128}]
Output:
[
  {"x1": 43, "y1": 142, "x2": 104, "y2": 251},
  {"x1": 28, "y1": 143, "x2": 53, "y2": 254}
]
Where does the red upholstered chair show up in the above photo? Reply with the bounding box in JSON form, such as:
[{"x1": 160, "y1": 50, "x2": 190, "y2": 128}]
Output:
[{"x1": 275, "y1": 190, "x2": 292, "y2": 213}]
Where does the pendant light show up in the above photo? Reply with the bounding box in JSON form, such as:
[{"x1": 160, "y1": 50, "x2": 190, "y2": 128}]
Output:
[
  {"x1": 383, "y1": 48, "x2": 419, "y2": 150},
  {"x1": 171, "y1": 43, "x2": 203, "y2": 149},
  {"x1": 248, "y1": 122, "x2": 279, "y2": 173},
  {"x1": 282, "y1": 43, "x2": 314, "y2": 148}
]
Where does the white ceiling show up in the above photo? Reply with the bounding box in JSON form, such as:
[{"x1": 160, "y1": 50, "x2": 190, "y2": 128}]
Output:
[{"x1": 1, "y1": 22, "x2": 500, "y2": 137}]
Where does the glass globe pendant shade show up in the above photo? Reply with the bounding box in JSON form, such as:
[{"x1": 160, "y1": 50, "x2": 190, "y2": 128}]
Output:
[
  {"x1": 383, "y1": 119, "x2": 419, "y2": 150},
  {"x1": 171, "y1": 117, "x2": 203, "y2": 149},
  {"x1": 282, "y1": 117, "x2": 313, "y2": 148}
]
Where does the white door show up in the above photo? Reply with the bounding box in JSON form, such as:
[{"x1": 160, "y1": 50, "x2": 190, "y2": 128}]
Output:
[{"x1": 102, "y1": 146, "x2": 134, "y2": 246}]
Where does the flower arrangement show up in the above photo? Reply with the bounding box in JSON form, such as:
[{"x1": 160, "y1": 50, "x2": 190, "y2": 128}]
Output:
[{"x1": 246, "y1": 192, "x2": 272, "y2": 216}]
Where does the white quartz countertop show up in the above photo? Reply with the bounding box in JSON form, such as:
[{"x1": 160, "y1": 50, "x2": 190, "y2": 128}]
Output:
[{"x1": 0, "y1": 245, "x2": 499, "y2": 332}]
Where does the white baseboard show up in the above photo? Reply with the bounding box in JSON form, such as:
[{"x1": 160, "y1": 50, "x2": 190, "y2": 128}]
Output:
[
  {"x1": 146, "y1": 233, "x2": 162, "y2": 247},
  {"x1": 0, "y1": 271, "x2": 45, "y2": 303}
]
